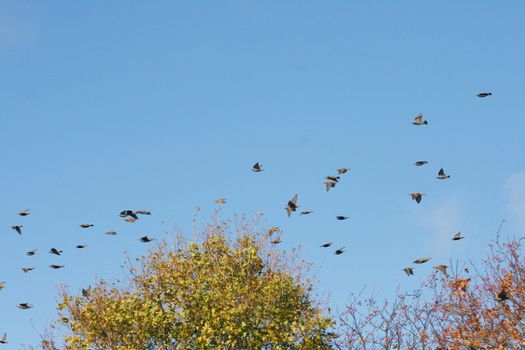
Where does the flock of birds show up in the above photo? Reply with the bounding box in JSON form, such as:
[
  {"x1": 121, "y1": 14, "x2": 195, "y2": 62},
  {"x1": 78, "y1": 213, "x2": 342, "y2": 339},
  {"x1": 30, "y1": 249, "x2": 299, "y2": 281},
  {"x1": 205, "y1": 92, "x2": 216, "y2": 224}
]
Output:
[{"x1": 0, "y1": 92, "x2": 494, "y2": 345}]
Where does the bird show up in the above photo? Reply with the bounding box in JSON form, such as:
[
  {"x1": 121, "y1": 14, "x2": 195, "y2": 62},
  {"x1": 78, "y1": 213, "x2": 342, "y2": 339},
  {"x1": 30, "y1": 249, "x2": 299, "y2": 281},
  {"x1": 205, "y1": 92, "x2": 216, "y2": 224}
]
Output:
[
  {"x1": 336, "y1": 216, "x2": 349, "y2": 220},
  {"x1": 49, "y1": 248, "x2": 63, "y2": 256},
  {"x1": 11, "y1": 225, "x2": 22, "y2": 235},
  {"x1": 410, "y1": 192, "x2": 425, "y2": 204},
  {"x1": 324, "y1": 175, "x2": 340, "y2": 183},
  {"x1": 337, "y1": 168, "x2": 349, "y2": 175},
  {"x1": 403, "y1": 267, "x2": 414, "y2": 276},
  {"x1": 497, "y1": 289, "x2": 510, "y2": 301},
  {"x1": 76, "y1": 244, "x2": 87, "y2": 249},
  {"x1": 271, "y1": 238, "x2": 282, "y2": 244},
  {"x1": 119, "y1": 210, "x2": 138, "y2": 220},
  {"x1": 17, "y1": 303, "x2": 33, "y2": 310},
  {"x1": 285, "y1": 194, "x2": 299, "y2": 217},
  {"x1": 49, "y1": 264, "x2": 65, "y2": 269},
  {"x1": 124, "y1": 217, "x2": 137, "y2": 223},
  {"x1": 252, "y1": 162, "x2": 264, "y2": 172},
  {"x1": 324, "y1": 181, "x2": 336, "y2": 191},
  {"x1": 139, "y1": 236, "x2": 154, "y2": 243},
  {"x1": 0, "y1": 282, "x2": 5, "y2": 290},
  {"x1": 434, "y1": 265, "x2": 448, "y2": 276},
  {"x1": 335, "y1": 247, "x2": 345, "y2": 255},
  {"x1": 215, "y1": 198, "x2": 227, "y2": 205},
  {"x1": 135, "y1": 210, "x2": 151, "y2": 215},
  {"x1": 414, "y1": 161, "x2": 428, "y2": 166},
  {"x1": 105, "y1": 230, "x2": 117, "y2": 236},
  {"x1": 412, "y1": 114, "x2": 428, "y2": 125},
  {"x1": 476, "y1": 92, "x2": 492, "y2": 98},
  {"x1": 18, "y1": 209, "x2": 31, "y2": 216},
  {"x1": 300, "y1": 210, "x2": 314, "y2": 215},
  {"x1": 268, "y1": 226, "x2": 281, "y2": 236},
  {"x1": 82, "y1": 287, "x2": 91, "y2": 298},
  {"x1": 80, "y1": 224, "x2": 94, "y2": 228},
  {"x1": 413, "y1": 257, "x2": 431, "y2": 264},
  {"x1": 452, "y1": 232, "x2": 464, "y2": 241},
  {"x1": 22, "y1": 267, "x2": 35, "y2": 273},
  {"x1": 26, "y1": 249, "x2": 37, "y2": 256},
  {"x1": 320, "y1": 242, "x2": 332, "y2": 248},
  {"x1": 436, "y1": 168, "x2": 450, "y2": 180},
  {"x1": 0, "y1": 333, "x2": 7, "y2": 344}
]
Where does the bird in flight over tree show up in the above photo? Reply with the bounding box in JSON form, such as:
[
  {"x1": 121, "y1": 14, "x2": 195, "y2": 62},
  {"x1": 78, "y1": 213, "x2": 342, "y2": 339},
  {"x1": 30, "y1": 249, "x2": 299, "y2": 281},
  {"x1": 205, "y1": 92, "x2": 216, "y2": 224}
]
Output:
[{"x1": 285, "y1": 194, "x2": 299, "y2": 217}]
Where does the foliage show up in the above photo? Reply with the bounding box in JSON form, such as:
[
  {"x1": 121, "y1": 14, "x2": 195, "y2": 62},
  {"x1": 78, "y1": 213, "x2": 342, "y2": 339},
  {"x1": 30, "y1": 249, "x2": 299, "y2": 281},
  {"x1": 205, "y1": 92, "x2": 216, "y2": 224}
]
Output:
[
  {"x1": 50, "y1": 217, "x2": 335, "y2": 350},
  {"x1": 337, "y1": 235, "x2": 525, "y2": 349}
]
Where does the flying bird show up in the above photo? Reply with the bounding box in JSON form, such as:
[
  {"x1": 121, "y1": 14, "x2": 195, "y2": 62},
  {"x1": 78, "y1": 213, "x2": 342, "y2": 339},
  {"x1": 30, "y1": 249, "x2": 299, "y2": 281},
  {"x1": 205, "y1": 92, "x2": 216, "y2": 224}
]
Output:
[
  {"x1": 336, "y1": 216, "x2": 349, "y2": 220},
  {"x1": 11, "y1": 225, "x2": 22, "y2": 235},
  {"x1": 320, "y1": 242, "x2": 332, "y2": 248},
  {"x1": 119, "y1": 210, "x2": 138, "y2": 220},
  {"x1": 410, "y1": 192, "x2": 425, "y2": 204},
  {"x1": 82, "y1": 287, "x2": 91, "y2": 298},
  {"x1": 403, "y1": 267, "x2": 414, "y2": 276},
  {"x1": 414, "y1": 161, "x2": 428, "y2": 166},
  {"x1": 0, "y1": 333, "x2": 7, "y2": 344},
  {"x1": 452, "y1": 232, "x2": 464, "y2": 241},
  {"x1": 22, "y1": 267, "x2": 35, "y2": 273},
  {"x1": 215, "y1": 198, "x2": 227, "y2": 205},
  {"x1": 76, "y1": 244, "x2": 87, "y2": 249},
  {"x1": 18, "y1": 209, "x2": 30, "y2": 216},
  {"x1": 433, "y1": 265, "x2": 448, "y2": 276},
  {"x1": 26, "y1": 249, "x2": 37, "y2": 256},
  {"x1": 106, "y1": 230, "x2": 117, "y2": 236},
  {"x1": 335, "y1": 247, "x2": 345, "y2": 255},
  {"x1": 436, "y1": 168, "x2": 450, "y2": 180},
  {"x1": 476, "y1": 92, "x2": 492, "y2": 98},
  {"x1": 324, "y1": 181, "x2": 336, "y2": 191},
  {"x1": 17, "y1": 303, "x2": 33, "y2": 310},
  {"x1": 413, "y1": 257, "x2": 431, "y2": 264},
  {"x1": 139, "y1": 236, "x2": 154, "y2": 243},
  {"x1": 49, "y1": 248, "x2": 63, "y2": 256},
  {"x1": 0, "y1": 282, "x2": 5, "y2": 290},
  {"x1": 124, "y1": 217, "x2": 137, "y2": 223},
  {"x1": 271, "y1": 238, "x2": 282, "y2": 245},
  {"x1": 300, "y1": 210, "x2": 314, "y2": 215},
  {"x1": 80, "y1": 224, "x2": 94, "y2": 228},
  {"x1": 285, "y1": 194, "x2": 299, "y2": 217},
  {"x1": 252, "y1": 162, "x2": 264, "y2": 172},
  {"x1": 49, "y1": 264, "x2": 65, "y2": 269},
  {"x1": 412, "y1": 114, "x2": 428, "y2": 125},
  {"x1": 337, "y1": 168, "x2": 349, "y2": 175}
]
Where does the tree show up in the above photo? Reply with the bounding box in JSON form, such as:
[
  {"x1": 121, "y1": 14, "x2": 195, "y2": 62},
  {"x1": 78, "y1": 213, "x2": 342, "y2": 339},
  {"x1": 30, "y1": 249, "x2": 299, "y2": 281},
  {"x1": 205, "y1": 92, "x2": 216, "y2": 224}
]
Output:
[
  {"x1": 50, "y1": 217, "x2": 335, "y2": 349},
  {"x1": 337, "y1": 235, "x2": 525, "y2": 349}
]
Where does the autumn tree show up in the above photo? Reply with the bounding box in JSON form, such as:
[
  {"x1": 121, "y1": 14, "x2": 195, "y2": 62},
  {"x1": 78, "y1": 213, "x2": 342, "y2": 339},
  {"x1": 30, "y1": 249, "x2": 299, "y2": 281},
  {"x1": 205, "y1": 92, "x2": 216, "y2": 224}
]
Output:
[
  {"x1": 337, "y1": 234, "x2": 525, "y2": 349},
  {"x1": 48, "y1": 217, "x2": 335, "y2": 350}
]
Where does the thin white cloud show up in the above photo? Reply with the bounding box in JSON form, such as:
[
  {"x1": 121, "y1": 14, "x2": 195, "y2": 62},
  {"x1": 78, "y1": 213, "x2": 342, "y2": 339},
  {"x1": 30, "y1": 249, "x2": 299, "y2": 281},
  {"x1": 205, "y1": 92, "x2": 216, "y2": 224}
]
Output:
[{"x1": 503, "y1": 171, "x2": 525, "y2": 231}]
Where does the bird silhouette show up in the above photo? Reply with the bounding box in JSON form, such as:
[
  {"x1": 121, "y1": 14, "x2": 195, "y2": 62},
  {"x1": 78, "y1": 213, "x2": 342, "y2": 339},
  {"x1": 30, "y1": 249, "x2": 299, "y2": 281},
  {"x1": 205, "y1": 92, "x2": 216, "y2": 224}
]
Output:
[
  {"x1": 337, "y1": 168, "x2": 349, "y2": 175},
  {"x1": 324, "y1": 181, "x2": 336, "y2": 191},
  {"x1": 433, "y1": 265, "x2": 448, "y2": 276},
  {"x1": 452, "y1": 232, "x2": 464, "y2": 241},
  {"x1": 324, "y1": 176, "x2": 340, "y2": 183},
  {"x1": 49, "y1": 264, "x2": 65, "y2": 269},
  {"x1": 76, "y1": 244, "x2": 87, "y2": 249},
  {"x1": 18, "y1": 209, "x2": 30, "y2": 216},
  {"x1": 412, "y1": 114, "x2": 428, "y2": 125},
  {"x1": 320, "y1": 242, "x2": 332, "y2": 248},
  {"x1": 26, "y1": 249, "x2": 37, "y2": 256},
  {"x1": 414, "y1": 161, "x2": 428, "y2": 166},
  {"x1": 135, "y1": 210, "x2": 151, "y2": 215},
  {"x1": 49, "y1": 248, "x2": 62, "y2": 256},
  {"x1": 215, "y1": 199, "x2": 226, "y2": 205},
  {"x1": 413, "y1": 257, "x2": 431, "y2": 264},
  {"x1": 252, "y1": 162, "x2": 264, "y2": 172},
  {"x1": 0, "y1": 333, "x2": 7, "y2": 344},
  {"x1": 300, "y1": 210, "x2": 314, "y2": 215},
  {"x1": 0, "y1": 282, "x2": 5, "y2": 290},
  {"x1": 119, "y1": 210, "x2": 138, "y2": 220},
  {"x1": 410, "y1": 192, "x2": 425, "y2": 204},
  {"x1": 17, "y1": 303, "x2": 33, "y2": 310},
  {"x1": 82, "y1": 287, "x2": 91, "y2": 298},
  {"x1": 335, "y1": 247, "x2": 345, "y2": 255},
  {"x1": 124, "y1": 217, "x2": 137, "y2": 223},
  {"x1": 497, "y1": 289, "x2": 509, "y2": 301},
  {"x1": 285, "y1": 194, "x2": 299, "y2": 217},
  {"x1": 11, "y1": 225, "x2": 22, "y2": 235},
  {"x1": 403, "y1": 267, "x2": 414, "y2": 276},
  {"x1": 80, "y1": 224, "x2": 94, "y2": 228},
  {"x1": 271, "y1": 238, "x2": 282, "y2": 244},
  {"x1": 336, "y1": 216, "x2": 349, "y2": 220},
  {"x1": 476, "y1": 92, "x2": 492, "y2": 98},
  {"x1": 436, "y1": 168, "x2": 450, "y2": 179},
  {"x1": 22, "y1": 267, "x2": 35, "y2": 273},
  {"x1": 105, "y1": 230, "x2": 117, "y2": 236},
  {"x1": 139, "y1": 236, "x2": 154, "y2": 243}
]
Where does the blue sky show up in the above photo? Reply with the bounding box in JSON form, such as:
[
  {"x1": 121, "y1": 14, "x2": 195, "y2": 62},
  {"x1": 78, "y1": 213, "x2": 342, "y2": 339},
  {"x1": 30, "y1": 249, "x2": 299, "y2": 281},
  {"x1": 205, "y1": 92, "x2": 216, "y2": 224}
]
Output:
[{"x1": 1, "y1": 1, "x2": 525, "y2": 346}]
